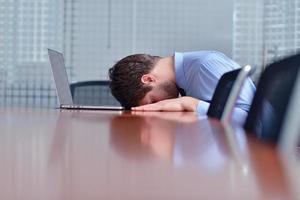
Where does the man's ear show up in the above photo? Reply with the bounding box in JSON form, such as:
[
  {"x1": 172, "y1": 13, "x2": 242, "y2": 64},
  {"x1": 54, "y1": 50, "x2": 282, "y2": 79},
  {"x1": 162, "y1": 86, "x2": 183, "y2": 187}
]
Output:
[{"x1": 141, "y1": 74, "x2": 156, "y2": 85}]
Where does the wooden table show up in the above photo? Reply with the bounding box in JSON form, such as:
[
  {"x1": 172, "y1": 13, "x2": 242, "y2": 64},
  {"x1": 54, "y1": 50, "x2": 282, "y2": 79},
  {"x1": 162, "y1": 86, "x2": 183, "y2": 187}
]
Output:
[{"x1": 0, "y1": 108, "x2": 299, "y2": 200}]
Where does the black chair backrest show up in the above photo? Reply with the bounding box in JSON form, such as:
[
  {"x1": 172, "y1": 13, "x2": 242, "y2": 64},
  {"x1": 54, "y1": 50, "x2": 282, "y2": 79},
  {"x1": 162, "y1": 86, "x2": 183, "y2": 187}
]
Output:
[
  {"x1": 244, "y1": 53, "x2": 300, "y2": 142},
  {"x1": 70, "y1": 80, "x2": 120, "y2": 106},
  {"x1": 207, "y1": 69, "x2": 241, "y2": 119}
]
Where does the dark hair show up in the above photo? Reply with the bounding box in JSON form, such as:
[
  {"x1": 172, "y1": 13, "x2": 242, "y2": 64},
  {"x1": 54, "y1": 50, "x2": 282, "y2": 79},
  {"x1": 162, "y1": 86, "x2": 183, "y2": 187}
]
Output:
[{"x1": 109, "y1": 54, "x2": 160, "y2": 109}]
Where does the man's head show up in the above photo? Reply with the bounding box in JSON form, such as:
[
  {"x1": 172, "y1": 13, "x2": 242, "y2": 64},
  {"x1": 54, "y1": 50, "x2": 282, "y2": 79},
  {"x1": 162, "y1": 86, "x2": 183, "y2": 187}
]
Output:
[{"x1": 109, "y1": 54, "x2": 179, "y2": 109}]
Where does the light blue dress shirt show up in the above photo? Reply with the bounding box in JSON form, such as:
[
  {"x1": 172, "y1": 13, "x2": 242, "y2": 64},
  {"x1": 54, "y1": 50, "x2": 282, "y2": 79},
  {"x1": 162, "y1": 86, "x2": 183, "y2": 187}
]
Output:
[{"x1": 175, "y1": 51, "x2": 256, "y2": 118}]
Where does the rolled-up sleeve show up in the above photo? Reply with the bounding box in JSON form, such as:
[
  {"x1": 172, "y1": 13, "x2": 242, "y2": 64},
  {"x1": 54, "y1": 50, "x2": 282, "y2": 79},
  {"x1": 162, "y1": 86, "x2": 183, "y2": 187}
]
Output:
[
  {"x1": 196, "y1": 100, "x2": 210, "y2": 115},
  {"x1": 197, "y1": 100, "x2": 248, "y2": 125}
]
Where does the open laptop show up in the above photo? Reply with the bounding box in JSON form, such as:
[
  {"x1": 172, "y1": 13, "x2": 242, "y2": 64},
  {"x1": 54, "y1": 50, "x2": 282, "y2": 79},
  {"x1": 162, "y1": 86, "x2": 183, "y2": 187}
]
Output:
[{"x1": 48, "y1": 48, "x2": 124, "y2": 110}]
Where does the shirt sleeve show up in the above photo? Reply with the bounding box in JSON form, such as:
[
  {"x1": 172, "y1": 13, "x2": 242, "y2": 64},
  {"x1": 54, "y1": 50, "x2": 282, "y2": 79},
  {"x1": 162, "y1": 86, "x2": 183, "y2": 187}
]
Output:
[
  {"x1": 196, "y1": 100, "x2": 210, "y2": 115},
  {"x1": 231, "y1": 107, "x2": 248, "y2": 125},
  {"x1": 184, "y1": 52, "x2": 255, "y2": 112},
  {"x1": 183, "y1": 51, "x2": 241, "y2": 101},
  {"x1": 196, "y1": 100, "x2": 248, "y2": 126}
]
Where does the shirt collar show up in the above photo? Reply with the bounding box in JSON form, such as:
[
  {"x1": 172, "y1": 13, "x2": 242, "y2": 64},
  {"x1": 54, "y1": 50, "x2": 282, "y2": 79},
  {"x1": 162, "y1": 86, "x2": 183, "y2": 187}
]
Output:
[{"x1": 174, "y1": 52, "x2": 187, "y2": 90}]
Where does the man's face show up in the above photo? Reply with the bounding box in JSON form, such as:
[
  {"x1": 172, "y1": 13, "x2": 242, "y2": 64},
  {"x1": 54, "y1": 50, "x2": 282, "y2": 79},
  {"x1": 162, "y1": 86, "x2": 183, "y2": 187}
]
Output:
[{"x1": 139, "y1": 81, "x2": 179, "y2": 105}]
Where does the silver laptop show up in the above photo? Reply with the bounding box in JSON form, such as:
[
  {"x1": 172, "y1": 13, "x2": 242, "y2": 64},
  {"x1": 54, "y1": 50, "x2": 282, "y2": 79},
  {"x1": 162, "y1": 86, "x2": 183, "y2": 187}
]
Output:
[{"x1": 48, "y1": 49, "x2": 124, "y2": 110}]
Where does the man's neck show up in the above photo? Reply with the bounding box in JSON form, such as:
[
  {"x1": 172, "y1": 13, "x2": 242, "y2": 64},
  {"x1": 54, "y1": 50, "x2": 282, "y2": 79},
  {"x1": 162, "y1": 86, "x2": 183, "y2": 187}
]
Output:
[{"x1": 152, "y1": 56, "x2": 176, "y2": 83}]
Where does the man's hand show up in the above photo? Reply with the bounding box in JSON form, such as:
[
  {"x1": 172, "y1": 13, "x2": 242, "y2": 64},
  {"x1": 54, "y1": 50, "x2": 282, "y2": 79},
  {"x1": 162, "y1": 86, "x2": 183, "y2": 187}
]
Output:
[{"x1": 131, "y1": 96, "x2": 199, "y2": 112}]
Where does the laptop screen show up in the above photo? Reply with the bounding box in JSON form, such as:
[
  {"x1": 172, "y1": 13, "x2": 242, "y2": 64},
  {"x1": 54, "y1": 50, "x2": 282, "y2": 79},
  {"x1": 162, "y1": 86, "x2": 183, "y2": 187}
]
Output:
[{"x1": 48, "y1": 49, "x2": 73, "y2": 105}]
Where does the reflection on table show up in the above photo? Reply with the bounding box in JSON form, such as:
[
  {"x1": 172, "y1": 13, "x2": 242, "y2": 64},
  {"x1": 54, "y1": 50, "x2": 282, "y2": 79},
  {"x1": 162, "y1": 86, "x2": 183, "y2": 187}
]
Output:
[{"x1": 0, "y1": 108, "x2": 299, "y2": 200}]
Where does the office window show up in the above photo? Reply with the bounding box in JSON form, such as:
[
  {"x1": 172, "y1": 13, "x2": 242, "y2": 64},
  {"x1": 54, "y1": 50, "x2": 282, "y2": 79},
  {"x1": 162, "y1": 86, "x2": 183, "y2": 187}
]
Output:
[
  {"x1": 6, "y1": 0, "x2": 297, "y2": 108},
  {"x1": 233, "y1": 0, "x2": 300, "y2": 80}
]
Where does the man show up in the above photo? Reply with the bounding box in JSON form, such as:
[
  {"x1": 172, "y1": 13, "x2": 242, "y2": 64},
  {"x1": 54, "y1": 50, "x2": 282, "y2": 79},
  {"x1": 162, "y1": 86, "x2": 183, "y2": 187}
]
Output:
[{"x1": 108, "y1": 51, "x2": 256, "y2": 115}]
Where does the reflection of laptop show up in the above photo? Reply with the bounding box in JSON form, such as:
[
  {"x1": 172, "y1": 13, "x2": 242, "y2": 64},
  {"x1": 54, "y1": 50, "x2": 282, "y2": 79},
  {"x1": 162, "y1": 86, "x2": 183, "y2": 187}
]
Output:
[{"x1": 48, "y1": 49, "x2": 124, "y2": 110}]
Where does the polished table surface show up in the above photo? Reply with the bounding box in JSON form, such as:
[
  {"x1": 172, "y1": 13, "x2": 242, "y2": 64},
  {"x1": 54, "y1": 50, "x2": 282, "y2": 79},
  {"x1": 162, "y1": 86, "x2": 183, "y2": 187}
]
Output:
[{"x1": 0, "y1": 108, "x2": 299, "y2": 200}]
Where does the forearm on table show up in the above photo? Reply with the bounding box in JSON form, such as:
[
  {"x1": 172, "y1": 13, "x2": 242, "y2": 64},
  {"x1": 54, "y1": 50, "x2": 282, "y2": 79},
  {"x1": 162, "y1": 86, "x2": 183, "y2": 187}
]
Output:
[{"x1": 179, "y1": 96, "x2": 200, "y2": 111}]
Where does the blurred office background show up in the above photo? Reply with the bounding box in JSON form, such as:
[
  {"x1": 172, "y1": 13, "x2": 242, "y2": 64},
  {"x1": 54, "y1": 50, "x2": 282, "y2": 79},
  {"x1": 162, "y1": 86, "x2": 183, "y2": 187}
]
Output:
[{"x1": 0, "y1": 0, "x2": 299, "y2": 108}]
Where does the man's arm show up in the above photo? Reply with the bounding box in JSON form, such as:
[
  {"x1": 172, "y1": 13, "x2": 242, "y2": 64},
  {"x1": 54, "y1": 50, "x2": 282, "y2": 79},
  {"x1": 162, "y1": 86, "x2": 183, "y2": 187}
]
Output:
[
  {"x1": 131, "y1": 96, "x2": 200, "y2": 112},
  {"x1": 132, "y1": 97, "x2": 248, "y2": 124}
]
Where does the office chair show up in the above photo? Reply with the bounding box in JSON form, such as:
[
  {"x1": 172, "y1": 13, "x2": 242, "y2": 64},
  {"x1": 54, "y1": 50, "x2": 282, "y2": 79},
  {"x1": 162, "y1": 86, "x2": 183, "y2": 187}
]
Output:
[
  {"x1": 244, "y1": 53, "x2": 300, "y2": 143},
  {"x1": 207, "y1": 65, "x2": 254, "y2": 122},
  {"x1": 70, "y1": 80, "x2": 121, "y2": 106},
  {"x1": 279, "y1": 71, "x2": 300, "y2": 151}
]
